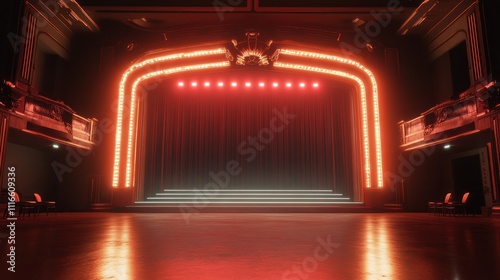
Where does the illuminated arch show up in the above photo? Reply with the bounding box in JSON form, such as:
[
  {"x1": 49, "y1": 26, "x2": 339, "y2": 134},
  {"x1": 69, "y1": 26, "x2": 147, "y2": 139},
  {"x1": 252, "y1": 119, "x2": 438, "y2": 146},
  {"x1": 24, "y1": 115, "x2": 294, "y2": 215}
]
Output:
[
  {"x1": 113, "y1": 47, "x2": 383, "y2": 191},
  {"x1": 113, "y1": 48, "x2": 227, "y2": 187},
  {"x1": 278, "y1": 49, "x2": 383, "y2": 188}
]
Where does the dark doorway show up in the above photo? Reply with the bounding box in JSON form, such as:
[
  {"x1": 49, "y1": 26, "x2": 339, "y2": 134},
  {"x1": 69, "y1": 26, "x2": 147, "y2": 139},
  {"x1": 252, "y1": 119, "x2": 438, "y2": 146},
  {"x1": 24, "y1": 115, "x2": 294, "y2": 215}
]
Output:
[
  {"x1": 451, "y1": 154, "x2": 485, "y2": 214},
  {"x1": 449, "y1": 41, "x2": 471, "y2": 99}
]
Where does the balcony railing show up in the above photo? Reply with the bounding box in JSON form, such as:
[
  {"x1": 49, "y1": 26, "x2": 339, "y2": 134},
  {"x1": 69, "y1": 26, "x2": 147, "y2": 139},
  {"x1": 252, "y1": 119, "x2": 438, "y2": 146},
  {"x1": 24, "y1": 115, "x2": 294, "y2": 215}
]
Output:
[
  {"x1": 398, "y1": 83, "x2": 496, "y2": 147},
  {"x1": 2, "y1": 84, "x2": 98, "y2": 149}
]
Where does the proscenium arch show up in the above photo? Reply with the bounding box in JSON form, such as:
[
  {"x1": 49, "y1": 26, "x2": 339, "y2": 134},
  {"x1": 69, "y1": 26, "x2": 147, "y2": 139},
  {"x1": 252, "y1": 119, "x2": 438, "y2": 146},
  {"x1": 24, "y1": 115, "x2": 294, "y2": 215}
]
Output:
[{"x1": 113, "y1": 47, "x2": 383, "y2": 191}]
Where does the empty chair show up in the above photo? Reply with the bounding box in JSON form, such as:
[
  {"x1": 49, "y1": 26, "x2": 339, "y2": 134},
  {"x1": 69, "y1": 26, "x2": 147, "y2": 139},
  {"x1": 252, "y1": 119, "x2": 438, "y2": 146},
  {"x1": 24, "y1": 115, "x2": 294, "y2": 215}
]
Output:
[
  {"x1": 444, "y1": 192, "x2": 470, "y2": 216},
  {"x1": 2, "y1": 191, "x2": 37, "y2": 218},
  {"x1": 428, "y1": 192, "x2": 452, "y2": 215},
  {"x1": 33, "y1": 193, "x2": 57, "y2": 216}
]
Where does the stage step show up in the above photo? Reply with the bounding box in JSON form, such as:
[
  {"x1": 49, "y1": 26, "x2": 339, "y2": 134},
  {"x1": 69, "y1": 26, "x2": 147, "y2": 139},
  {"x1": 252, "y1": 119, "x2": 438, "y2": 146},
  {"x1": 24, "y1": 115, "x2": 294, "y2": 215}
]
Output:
[
  {"x1": 384, "y1": 203, "x2": 404, "y2": 211},
  {"x1": 91, "y1": 203, "x2": 112, "y2": 212},
  {"x1": 135, "y1": 189, "x2": 352, "y2": 206}
]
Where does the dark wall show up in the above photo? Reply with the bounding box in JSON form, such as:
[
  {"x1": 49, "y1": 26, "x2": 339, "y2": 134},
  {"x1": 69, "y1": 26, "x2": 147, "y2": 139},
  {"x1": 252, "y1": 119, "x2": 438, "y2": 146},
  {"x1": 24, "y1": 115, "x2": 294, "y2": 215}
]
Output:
[
  {"x1": 481, "y1": 0, "x2": 500, "y2": 82},
  {"x1": 430, "y1": 52, "x2": 454, "y2": 102},
  {"x1": 49, "y1": 133, "x2": 115, "y2": 211},
  {"x1": 392, "y1": 37, "x2": 435, "y2": 120},
  {"x1": 400, "y1": 148, "x2": 452, "y2": 211},
  {"x1": 430, "y1": 41, "x2": 470, "y2": 102},
  {"x1": 378, "y1": 36, "x2": 435, "y2": 201},
  {"x1": 0, "y1": 0, "x2": 23, "y2": 82},
  {"x1": 451, "y1": 154, "x2": 485, "y2": 214},
  {"x1": 2, "y1": 141, "x2": 57, "y2": 202}
]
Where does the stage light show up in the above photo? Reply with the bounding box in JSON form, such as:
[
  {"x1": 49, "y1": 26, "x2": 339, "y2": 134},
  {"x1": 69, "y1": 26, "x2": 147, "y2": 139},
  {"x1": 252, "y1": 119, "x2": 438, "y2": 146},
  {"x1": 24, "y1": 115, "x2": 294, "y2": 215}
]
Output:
[
  {"x1": 52, "y1": 144, "x2": 59, "y2": 149},
  {"x1": 444, "y1": 144, "x2": 451, "y2": 149},
  {"x1": 176, "y1": 80, "x2": 322, "y2": 90}
]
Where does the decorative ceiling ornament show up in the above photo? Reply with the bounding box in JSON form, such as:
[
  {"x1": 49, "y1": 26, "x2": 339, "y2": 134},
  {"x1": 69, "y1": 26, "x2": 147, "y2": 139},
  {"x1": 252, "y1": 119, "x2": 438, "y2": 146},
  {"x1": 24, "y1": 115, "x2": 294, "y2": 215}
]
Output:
[{"x1": 226, "y1": 31, "x2": 278, "y2": 67}]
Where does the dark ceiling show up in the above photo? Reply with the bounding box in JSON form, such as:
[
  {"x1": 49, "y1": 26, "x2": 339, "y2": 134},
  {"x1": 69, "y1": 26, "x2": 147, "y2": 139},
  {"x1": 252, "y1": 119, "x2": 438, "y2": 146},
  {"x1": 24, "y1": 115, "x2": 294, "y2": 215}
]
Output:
[
  {"x1": 77, "y1": 0, "x2": 437, "y2": 54},
  {"x1": 79, "y1": 0, "x2": 424, "y2": 8},
  {"x1": 79, "y1": 0, "x2": 426, "y2": 34}
]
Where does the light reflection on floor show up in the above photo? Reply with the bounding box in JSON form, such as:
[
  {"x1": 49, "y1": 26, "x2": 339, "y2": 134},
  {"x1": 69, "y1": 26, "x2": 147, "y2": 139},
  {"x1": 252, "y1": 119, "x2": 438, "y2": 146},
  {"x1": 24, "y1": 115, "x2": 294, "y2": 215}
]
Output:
[
  {"x1": 364, "y1": 215, "x2": 393, "y2": 279},
  {"x1": 100, "y1": 216, "x2": 132, "y2": 279},
  {"x1": 3, "y1": 212, "x2": 500, "y2": 280}
]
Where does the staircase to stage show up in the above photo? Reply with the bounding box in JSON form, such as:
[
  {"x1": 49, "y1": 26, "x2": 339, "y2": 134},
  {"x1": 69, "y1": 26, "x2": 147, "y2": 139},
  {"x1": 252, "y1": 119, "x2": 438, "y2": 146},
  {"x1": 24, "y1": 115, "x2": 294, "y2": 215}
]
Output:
[{"x1": 134, "y1": 189, "x2": 362, "y2": 208}]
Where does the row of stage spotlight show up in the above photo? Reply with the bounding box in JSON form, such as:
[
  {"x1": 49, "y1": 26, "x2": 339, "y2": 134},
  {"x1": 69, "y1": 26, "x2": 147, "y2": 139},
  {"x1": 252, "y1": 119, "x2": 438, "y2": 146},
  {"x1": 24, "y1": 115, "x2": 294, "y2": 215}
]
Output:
[{"x1": 177, "y1": 81, "x2": 320, "y2": 89}]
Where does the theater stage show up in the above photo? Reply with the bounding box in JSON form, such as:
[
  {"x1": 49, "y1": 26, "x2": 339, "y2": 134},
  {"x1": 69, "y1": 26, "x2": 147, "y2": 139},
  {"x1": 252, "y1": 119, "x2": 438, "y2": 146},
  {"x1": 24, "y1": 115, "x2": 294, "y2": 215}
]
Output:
[{"x1": 3, "y1": 212, "x2": 499, "y2": 279}]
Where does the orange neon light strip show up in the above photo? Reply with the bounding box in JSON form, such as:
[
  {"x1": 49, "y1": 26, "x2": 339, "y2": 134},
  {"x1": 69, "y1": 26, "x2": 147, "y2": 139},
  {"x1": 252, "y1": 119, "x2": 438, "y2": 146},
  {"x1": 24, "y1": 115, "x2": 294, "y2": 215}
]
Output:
[
  {"x1": 274, "y1": 62, "x2": 371, "y2": 188},
  {"x1": 113, "y1": 48, "x2": 227, "y2": 187},
  {"x1": 279, "y1": 49, "x2": 383, "y2": 187},
  {"x1": 125, "y1": 62, "x2": 230, "y2": 187}
]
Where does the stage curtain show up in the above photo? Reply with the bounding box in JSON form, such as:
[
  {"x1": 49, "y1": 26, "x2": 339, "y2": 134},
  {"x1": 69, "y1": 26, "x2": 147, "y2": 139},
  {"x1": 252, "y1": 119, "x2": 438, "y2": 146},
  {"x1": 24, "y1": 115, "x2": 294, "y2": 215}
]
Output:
[{"x1": 141, "y1": 85, "x2": 358, "y2": 198}]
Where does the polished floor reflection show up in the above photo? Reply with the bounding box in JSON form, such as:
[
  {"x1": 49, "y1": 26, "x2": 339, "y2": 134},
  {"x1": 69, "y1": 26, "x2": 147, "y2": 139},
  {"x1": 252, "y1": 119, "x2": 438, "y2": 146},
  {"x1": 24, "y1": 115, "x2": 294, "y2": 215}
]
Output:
[{"x1": 1, "y1": 212, "x2": 499, "y2": 279}]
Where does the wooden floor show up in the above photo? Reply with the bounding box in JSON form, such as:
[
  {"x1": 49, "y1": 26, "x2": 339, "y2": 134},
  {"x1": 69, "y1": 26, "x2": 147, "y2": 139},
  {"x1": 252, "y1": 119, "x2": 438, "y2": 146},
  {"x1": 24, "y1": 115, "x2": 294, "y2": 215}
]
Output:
[{"x1": 1, "y1": 212, "x2": 500, "y2": 279}]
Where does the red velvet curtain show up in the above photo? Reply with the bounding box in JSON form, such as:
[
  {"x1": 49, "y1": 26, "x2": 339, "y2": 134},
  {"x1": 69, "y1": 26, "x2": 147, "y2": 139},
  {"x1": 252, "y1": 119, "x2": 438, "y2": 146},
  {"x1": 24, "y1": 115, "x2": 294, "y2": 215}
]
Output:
[{"x1": 141, "y1": 83, "x2": 358, "y2": 198}]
